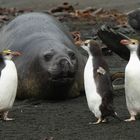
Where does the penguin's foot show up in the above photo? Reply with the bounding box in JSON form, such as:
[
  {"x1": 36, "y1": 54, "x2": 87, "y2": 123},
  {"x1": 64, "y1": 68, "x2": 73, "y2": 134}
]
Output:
[
  {"x1": 125, "y1": 115, "x2": 136, "y2": 122},
  {"x1": 89, "y1": 118, "x2": 102, "y2": 125},
  {"x1": 3, "y1": 117, "x2": 14, "y2": 121},
  {"x1": 102, "y1": 119, "x2": 107, "y2": 123},
  {"x1": 2, "y1": 111, "x2": 14, "y2": 121}
]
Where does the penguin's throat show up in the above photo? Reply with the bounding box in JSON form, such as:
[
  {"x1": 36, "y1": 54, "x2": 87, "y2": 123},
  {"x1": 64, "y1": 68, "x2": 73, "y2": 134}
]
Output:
[
  {"x1": 130, "y1": 51, "x2": 139, "y2": 60},
  {"x1": 4, "y1": 59, "x2": 13, "y2": 65},
  {"x1": 128, "y1": 52, "x2": 140, "y2": 65}
]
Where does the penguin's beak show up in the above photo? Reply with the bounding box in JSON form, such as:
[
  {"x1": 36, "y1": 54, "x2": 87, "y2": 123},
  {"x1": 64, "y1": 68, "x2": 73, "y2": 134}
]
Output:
[
  {"x1": 11, "y1": 51, "x2": 21, "y2": 56},
  {"x1": 120, "y1": 39, "x2": 131, "y2": 45}
]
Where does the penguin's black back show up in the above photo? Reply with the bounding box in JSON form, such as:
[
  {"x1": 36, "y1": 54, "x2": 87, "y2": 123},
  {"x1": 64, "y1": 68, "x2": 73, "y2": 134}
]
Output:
[
  {"x1": 90, "y1": 41, "x2": 115, "y2": 118},
  {"x1": 0, "y1": 54, "x2": 5, "y2": 77}
]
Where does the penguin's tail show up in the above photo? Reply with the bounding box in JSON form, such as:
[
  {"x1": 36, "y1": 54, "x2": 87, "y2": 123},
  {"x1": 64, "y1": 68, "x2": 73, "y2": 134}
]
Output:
[{"x1": 112, "y1": 112, "x2": 122, "y2": 121}]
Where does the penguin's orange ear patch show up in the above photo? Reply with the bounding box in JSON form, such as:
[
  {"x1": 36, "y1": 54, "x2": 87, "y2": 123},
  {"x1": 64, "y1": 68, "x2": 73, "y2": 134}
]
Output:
[{"x1": 97, "y1": 66, "x2": 106, "y2": 75}]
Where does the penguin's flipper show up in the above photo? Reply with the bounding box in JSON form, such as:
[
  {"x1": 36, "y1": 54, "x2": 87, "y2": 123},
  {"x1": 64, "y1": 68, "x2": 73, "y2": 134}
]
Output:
[
  {"x1": 98, "y1": 25, "x2": 130, "y2": 61},
  {"x1": 97, "y1": 66, "x2": 106, "y2": 75},
  {"x1": 0, "y1": 54, "x2": 5, "y2": 77}
]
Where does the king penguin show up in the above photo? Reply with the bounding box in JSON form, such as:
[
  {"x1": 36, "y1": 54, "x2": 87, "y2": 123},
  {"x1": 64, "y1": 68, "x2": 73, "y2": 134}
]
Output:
[
  {"x1": 0, "y1": 49, "x2": 21, "y2": 121},
  {"x1": 81, "y1": 40, "x2": 120, "y2": 124},
  {"x1": 120, "y1": 39, "x2": 140, "y2": 122}
]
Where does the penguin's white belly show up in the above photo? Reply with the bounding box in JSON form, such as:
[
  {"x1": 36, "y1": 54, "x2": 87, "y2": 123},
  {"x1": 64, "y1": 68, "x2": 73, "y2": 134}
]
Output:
[
  {"x1": 0, "y1": 60, "x2": 18, "y2": 111},
  {"x1": 84, "y1": 57, "x2": 102, "y2": 118},
  {"x1": 125, "y1": 62, "x2": 140, "y2": 113}
]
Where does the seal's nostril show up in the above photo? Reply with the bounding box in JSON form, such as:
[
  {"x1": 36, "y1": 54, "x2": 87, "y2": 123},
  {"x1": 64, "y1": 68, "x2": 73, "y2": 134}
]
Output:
[
  {"x1": 60, "y1": 59, "x2": 68, "y2": 66},
  {"x1": 59, "y1": 59, "x2": 70, "y2": 72}
]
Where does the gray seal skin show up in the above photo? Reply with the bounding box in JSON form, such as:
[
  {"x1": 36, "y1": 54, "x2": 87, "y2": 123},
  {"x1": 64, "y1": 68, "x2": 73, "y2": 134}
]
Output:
[{"x1": 0, "y1": 12, "x2": 86, "y2": 100}]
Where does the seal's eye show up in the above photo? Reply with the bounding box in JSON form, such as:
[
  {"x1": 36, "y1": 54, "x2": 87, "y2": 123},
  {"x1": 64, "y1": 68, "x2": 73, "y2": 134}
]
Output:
[
  {"x1": 68, "y1": 51, "x2": 75, "y2": 60},
  {"x1": 44, "y1": 53, "x2": 53, "y2": 61}
]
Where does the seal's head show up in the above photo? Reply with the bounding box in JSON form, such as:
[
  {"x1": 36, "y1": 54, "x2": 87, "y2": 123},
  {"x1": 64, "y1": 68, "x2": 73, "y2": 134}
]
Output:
[
  {"x1": 35, "y1": 42, "x2": 78, "y2": 99},
  {"x1": 40, "y1": 48, "x2": 77, "y2": 81}
]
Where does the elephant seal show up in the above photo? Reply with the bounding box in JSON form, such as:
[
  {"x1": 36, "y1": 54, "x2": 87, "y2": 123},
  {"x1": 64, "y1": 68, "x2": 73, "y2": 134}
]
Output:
[{"x1": 0, "y1": 12, "x2": 86, "y2": 100}]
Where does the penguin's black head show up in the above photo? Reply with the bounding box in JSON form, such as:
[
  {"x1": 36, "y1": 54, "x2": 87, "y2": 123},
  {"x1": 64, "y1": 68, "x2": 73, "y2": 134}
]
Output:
[
  {"x1": 81, "y1": 40, "x2": 102, "y2": 56},
  {"x1": 120, "y1": 39, "x2": 139, "y2": 52},
  {"x1": 1, "y1": 49, "x2": 21, "y2": 60}
]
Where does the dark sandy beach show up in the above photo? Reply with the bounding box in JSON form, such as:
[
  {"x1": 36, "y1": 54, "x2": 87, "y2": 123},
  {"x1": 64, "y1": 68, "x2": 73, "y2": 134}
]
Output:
[
  {"x1": 0, "y1": 1, "x2": 140, "y2": 140},
  {"x1": 1, "y1": 90, "x2": 138, "y2": 140}
]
